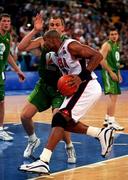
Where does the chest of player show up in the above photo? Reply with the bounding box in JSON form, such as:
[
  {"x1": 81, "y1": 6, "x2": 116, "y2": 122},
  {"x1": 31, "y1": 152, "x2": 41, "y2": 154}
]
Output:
[
  {"x1": 53, "y1": 49, "x2": 81, "y2": 75},
  {"x1": 0, "y1": 34, "x2": 10, "y2": 61},
  {"x1": 112, "y1": 48, "x2": 120, "y2": 61}
]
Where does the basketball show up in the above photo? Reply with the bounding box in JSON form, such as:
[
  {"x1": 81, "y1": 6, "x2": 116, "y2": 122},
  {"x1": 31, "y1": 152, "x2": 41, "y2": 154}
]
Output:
[{"x1": 57, "y1": 75, "x2": 81, "y2": 97}]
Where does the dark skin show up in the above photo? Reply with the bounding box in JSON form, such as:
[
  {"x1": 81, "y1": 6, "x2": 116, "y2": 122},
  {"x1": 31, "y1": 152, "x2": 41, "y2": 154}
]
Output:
[
  {"x1": 68, "y1": 42, "x2": 102, "y2": 72},
  {"x1": 44, "y1": 34, "x2": 103, "y2": 87},
  {"x1": 43, "y1": 30, "x2": 103, "y2": 150},
  {"x1": 46, "y1": 121, "x2": 88, "y2": 150},
  {"x1": 43, "y1": 34, "x2": 103, "y2": 72}
]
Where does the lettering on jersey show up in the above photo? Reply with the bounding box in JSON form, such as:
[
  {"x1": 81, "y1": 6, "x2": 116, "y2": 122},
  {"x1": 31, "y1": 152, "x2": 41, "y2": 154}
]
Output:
[
  {"x1": 57, "y1": 57, "x2": 69, "y2": 74},
  {"x1": 6, "y1": 38, "x2": 9, "y2": 43},
  {"x1": 0, "y1": 43, "x2": 6, "y2": 60},
  {"x1": 115, "y1": 51, "x2": 120, "y2": 61},
  {"x1": 115, "y1": 51, "x2": 120, "y2": 67}
]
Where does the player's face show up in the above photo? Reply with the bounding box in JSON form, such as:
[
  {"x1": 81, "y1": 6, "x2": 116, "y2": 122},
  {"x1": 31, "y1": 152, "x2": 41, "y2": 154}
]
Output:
[
  {"x1": 109, "y1": 30, "x2": 119, "y2": 42},
  {"x1": 0, "y1": 17, "x2": 11, "y2": 32},
  {"x1": 48, "y1": 18, "x2": 64, "y2": 34},
  {"x1": 43, "y1": 36, "x2": 55, "y2": 51}
]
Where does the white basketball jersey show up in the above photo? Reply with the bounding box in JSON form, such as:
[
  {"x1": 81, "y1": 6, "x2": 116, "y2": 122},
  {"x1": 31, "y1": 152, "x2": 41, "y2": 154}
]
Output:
[
  {"x1": 51, "y1": 39, "x2": 82, "y2": 75},
  {"x1": 48, "y1": 39, "x2": 97, "y2": 79},
  {"x1": 46, "y1": 40, "x2": 101, "y2": 122}
]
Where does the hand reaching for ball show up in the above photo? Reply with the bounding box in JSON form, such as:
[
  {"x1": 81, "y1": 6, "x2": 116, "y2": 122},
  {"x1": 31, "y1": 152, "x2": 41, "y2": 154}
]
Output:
[
  {"x1": 57, "y1": 74, "x2": 82, "y2": 97},
  {"x1": 66, "y1": 75, "x2": 82, "y2": 88}
]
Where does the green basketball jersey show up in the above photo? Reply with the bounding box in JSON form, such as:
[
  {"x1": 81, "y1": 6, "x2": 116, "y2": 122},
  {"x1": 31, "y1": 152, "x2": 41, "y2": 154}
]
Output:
[
  {"x1": 101, "y1": 40, "x2": 121, "y2": 95},
  {"x1": 28, "y1": 35, "x2": 67, "y2": 111},
  {"x1": 105, "y1": 40, "x2": 120, "y2": 72},
  {"x1": 0, "y1": 32, "x2": 10, "y2": 73}
]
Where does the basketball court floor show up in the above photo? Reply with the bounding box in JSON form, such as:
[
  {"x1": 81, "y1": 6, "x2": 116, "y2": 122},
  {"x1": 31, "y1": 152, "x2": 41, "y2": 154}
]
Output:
[{"x1": 1, "y1": 90, "x2": 128, "y2": 180}]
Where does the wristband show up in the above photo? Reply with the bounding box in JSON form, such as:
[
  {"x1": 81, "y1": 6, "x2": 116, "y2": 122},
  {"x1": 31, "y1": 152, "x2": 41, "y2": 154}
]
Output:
[{"x1": 78, "y1": 69, "x2": 92, "y2": 81}]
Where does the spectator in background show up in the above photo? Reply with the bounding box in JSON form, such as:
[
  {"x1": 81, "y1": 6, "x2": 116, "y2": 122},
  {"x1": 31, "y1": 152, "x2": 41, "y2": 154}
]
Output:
[
  {"x1": 19, "y1": 22, "x2": 32, "y2": 39},
  {"x1": 29, "y1": 49, "x2": 41, "y2": 71},
  {"x1": 1, "y1": 0, "x2": 127, "y2": 70}
]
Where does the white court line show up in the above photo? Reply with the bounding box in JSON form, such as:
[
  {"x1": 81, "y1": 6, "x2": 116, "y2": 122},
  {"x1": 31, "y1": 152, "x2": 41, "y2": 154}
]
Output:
[
  {"x1": 51, "y1": 154, "x2": 128, "y2": 173},
  {"x1": 114, "y1": 143, "x2": 128, "y2": 146},
  {"x1": 5, "y1": 122, "x2": 128, "y2": 135},
  {"x1": 4, "y1": 122, "x2": 128, "y2": 179},
  {"x1": 60, "y1": 140, "x2": 82, "y2": 144},
  {"x1": 27, "y1": 154, "x2": 128, "y2": 180},
  {"x1": 7, "y1": 123, "x2": 128, "y2": 135}
]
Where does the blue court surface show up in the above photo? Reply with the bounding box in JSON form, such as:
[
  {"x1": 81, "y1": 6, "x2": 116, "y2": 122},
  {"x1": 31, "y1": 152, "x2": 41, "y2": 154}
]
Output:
[{"x1": 0, "y1": 123, "x2": 128, "y2": 180}]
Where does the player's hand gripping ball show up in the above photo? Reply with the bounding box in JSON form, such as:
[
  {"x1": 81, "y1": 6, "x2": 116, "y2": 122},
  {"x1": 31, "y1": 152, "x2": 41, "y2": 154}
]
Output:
[{"x1": 57, "y1": 74, "x2": 82, "y2": 97}]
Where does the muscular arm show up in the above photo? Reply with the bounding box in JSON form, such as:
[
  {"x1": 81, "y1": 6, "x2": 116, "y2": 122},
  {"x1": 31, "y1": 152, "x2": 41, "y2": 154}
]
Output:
[
  {"x1": 18, "y1": 14, "x2": 44, "y2": 51},
  {"x1": 8, "y1": 54, "x2": 20, "y2": 72},
  {"x1": 18, "y1": 30, "x2": 43, "y2": 51},
  {"x1": 100, "y1": 42, "x2": 111, "y2": 72},
  {"x1": 100, "y1": 42, "x2": 118, "y2": 81},
  {"x1": 68, "y1": 41, "x2": 103, "y2": 72}
]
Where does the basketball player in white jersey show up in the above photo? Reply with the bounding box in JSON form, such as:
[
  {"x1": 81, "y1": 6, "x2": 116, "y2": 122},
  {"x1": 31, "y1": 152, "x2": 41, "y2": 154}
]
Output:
[{"x1": 19, "y1": 30, "x2": 115, "y2": 174}]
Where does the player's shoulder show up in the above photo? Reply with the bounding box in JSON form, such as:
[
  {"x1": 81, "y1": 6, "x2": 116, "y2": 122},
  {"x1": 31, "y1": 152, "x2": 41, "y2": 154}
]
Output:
[
  {"x1": 37, "y1": 36, "x2": 44, "y2": 45},
  {"x1": 61, "y1": 38, "x2": 77, "y2": 50},
  {"x1": 101, "y1": 41, "x2": 110, "y2": 50},
  {"x1": 32, "y1": 36, "x2": 44, "y2": 46},
  {"x1": 67, "y1": 39, "x2": 82, "y2": 52}
]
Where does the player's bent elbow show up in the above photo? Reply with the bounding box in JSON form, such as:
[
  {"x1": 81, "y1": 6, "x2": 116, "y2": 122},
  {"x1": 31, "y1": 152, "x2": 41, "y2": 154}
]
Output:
[{"x1": 98, "y1": 52, "x2": 103, "y2": 62}]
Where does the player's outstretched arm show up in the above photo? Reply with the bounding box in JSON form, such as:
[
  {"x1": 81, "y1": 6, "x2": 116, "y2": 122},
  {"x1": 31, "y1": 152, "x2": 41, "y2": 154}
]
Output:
[{"x1": 18, "y1": 14, "x2": 44, "y2": 51}]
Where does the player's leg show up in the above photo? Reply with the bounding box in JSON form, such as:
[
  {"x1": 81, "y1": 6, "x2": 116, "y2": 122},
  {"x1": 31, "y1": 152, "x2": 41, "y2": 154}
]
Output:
[
  {"x1": 19, "y1": 112, "x2": 67, "y2": 173},
  {"x1": 102, "y1": 75, "x2": 124, "y2": 130},
  {"x1": 21, "y1": 101, "x2": 38, "y2": 135},
  {"x1": 62, "y1": 80, "x2": 114, "y2": 157},
  {"x1": 107, "y1": 94, "x2": 118, "y2": 116},
  {"x1": 0, "y1": 83, "x2": 13, "y2": 141},
  {"x1": 106, "y1": 94, "x2": 124, "y2": 130},
  {"x1": 52, "y1": 93, "x2": 76, "y2": 163},
  {"x1": 19, "y1": 80, "x2": 114, "y2": 173},
  {"x1": 63, "y1": 131, "x2": 76, "y2": 163},
  {"x1": 21, "y1": 101, "x2": 40, "y2": 158},
  {"x1": 19, "y1": 110, "x2": 114, "y2": 173},
  {"x1": 21, "y1": 84, "x2": 50, "y2": 158}
]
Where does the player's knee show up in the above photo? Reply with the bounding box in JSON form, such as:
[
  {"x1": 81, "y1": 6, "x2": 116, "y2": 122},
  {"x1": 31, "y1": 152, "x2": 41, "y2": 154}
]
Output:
[
  {"x1": 52, "y1": 112, "x2": 67, "y2": 129},
  {"x1": 21, "y1": 110, "x2": 31, "y2": 121},
  {"x1": 21, "y1": 112, "x2": 27, "y2": 122}
]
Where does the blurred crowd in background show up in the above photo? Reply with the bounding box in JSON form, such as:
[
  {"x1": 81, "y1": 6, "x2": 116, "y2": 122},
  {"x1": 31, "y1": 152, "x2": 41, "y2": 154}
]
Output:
[{"x1": 0, "y1": 0, "x2": 128, "y2": 71}]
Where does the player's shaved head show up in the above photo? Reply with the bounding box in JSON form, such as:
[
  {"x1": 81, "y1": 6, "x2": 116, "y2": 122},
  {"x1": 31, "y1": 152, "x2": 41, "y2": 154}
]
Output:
[
  {"x1": 43, "y1": 29, "x2": 62, "y2": 52},
  {"x1": 43, "y1": 29, "x2": 61, "y2": 40}
]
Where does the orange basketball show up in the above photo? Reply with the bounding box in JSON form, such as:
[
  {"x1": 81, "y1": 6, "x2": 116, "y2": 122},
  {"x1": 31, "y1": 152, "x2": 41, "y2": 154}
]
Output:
[{"x1": 57, "y1": 75, "x2": 80, "y2": 97}]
